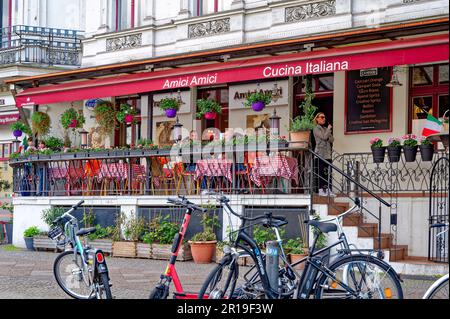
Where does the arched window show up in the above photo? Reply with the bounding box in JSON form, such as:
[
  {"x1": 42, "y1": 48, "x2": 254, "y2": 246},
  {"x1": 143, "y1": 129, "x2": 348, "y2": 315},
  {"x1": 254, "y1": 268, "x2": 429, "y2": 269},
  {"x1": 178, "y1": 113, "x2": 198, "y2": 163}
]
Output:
[{"x1": 193, "y1": 0, "x2": 232, "y2": 17}]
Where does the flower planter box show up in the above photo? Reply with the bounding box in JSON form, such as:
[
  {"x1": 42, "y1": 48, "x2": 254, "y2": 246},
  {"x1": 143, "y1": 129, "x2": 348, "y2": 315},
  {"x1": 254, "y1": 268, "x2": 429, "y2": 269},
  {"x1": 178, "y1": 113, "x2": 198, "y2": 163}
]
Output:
[
  {"x1": 136, "y1": 243, "x2": 152, "y2": 259},
  {"x1": 289, "y1": 253, "x2": 308, "y2": 271},
  {"x1": 89, "y1": 239, "x2": 113, "y2": 254},
  {"x1": 129, "y1": 149, "x2": 145, "y2": 157},
  {"x1": 152, "y1": 243, "x2": 192, "y2": 261},
  {"x1": 33, "y1": 235, "x2": 59, "y2": 252},
  {"x1": 112, "y1": 241, "x2": 137, "y2": 258},
  {"x1": 89, "y1": 151, "x2": 109, "y2": 158}
]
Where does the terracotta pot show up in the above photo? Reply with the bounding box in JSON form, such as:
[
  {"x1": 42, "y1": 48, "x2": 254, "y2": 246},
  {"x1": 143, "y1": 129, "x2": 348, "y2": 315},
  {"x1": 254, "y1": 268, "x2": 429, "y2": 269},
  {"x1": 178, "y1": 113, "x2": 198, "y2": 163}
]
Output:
[
  {"x1": 13, "y1": 130, "x2": 23, "y2": 138},
  {"x1": 189, "y1": 240, "x2": 217, "y2": 264},
  {"x1": 371, "y1": 146, "x2": 386, "y2": 163},
  {"x1": 204, "y1": 112, "x2": 217, "y2": 120},
  {"x1": 165, "y1": 108, "x2": 177, "y2": 118},
  {"x1": 251, "y1": 101, "x2": 265, "y2": 112},
  {"x1": 289, "y1": 252, "x2": 308, "y2": 270},
  {"x1": 290, "y1": 131, "x2": 311, "y2": 144}
]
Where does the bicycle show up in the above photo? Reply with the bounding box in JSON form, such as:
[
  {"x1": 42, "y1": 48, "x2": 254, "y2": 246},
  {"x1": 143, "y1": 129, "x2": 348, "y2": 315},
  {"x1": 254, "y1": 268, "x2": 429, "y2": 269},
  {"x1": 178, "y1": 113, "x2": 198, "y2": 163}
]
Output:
[
  {"x1": 149, "y1": 196, "x2": 208, "y2": 299},
  {"x1": 198, "y1": 194, "x2": 403, "y2": 299},
  {"x1": 48, "y1": 200, "x2": 112, "y2": 299},
  {"x1": 423, "y1": 222, "x2": 448, "y2": 299}
]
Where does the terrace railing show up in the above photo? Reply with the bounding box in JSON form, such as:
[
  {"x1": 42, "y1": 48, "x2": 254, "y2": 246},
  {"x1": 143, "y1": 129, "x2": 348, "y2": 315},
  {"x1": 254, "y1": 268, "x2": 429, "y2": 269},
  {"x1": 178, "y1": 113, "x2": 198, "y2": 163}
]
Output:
[
  {"x1": 1, "y1": 25, "x2": 83, "y2": 66},
  {"x1": 9, "y1": 144, "x2": 314, "y2": 198}
]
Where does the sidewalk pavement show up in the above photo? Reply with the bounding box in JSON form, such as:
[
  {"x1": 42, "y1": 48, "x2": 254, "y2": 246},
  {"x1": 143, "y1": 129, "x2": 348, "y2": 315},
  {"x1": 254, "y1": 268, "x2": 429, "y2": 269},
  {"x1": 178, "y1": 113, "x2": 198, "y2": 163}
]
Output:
[{"x1": 0, "y1": 245, "x2": 440, "y2": 299}]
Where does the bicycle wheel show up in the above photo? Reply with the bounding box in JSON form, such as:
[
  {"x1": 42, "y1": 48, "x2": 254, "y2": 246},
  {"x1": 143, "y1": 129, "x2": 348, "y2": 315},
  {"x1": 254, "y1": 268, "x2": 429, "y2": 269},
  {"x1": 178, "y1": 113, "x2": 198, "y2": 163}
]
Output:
[
  {"x1": 98, "y1": 272, "x2": 113, "y2": 299},
  {"x1": 424, "y1": 275, "x2": 449, "y2": 299},
  {"x1": 149, "y1": 284, "x2": 169, "y2": 299},
  {"x1": 53, "y1": 250, "x2": 94, "y2": 299},
  {"x1": 314, "y1": 254, "x2": 403, "y2": 299},
  {"x1": 198, "y1": 254, "x2": 239, "y2": 299}
]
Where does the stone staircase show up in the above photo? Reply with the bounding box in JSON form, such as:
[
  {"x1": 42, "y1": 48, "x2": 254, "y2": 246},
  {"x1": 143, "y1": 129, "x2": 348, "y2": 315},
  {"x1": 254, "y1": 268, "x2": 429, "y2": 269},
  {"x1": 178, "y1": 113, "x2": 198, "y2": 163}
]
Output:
[{"x1": 315, "y1": 197, "x2": 408, "y2": 262}]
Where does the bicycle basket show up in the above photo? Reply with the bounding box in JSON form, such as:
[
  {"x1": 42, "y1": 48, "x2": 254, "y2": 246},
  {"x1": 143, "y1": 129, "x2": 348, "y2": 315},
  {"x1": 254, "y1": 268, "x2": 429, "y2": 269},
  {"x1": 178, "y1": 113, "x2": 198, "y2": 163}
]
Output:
[{"x1": 48, "y1": 226, "x2": 63, "y2": 240}]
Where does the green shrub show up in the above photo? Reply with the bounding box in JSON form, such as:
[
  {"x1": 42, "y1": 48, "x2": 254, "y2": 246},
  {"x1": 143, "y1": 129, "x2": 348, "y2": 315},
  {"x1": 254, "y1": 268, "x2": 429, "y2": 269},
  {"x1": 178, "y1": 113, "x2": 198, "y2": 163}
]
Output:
[
  {"x1": 253, "y1": 225, "x2": 286, "y2": 248},
  {"x1": 284, "y1": 237, "x2": 306, "y2": 255},
  {"x1": 23, "y1": 226, "x2": 41, "y2": 238},
  {"x1": 41, "y1": 206, "x2": 65, "y2": 227},
  {"x1": 143, "y1": 216, "x2": 179, "y2": 244},
  {"x1": 41, "y1": 136, "x2": 64, "y2": 152},
  {"x1": 87, "y1": 225, "x2": 114, "y2": 241},
  {"x1": 190, "y1": 212, "x2": 220, "y2": 242}
]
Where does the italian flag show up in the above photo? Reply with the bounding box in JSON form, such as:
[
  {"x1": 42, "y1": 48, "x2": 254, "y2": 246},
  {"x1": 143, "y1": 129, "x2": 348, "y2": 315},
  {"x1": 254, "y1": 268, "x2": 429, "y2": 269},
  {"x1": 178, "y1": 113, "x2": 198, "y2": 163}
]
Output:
[{"x1": 422, "y1": 114, "x2": 443, "y2": 137}]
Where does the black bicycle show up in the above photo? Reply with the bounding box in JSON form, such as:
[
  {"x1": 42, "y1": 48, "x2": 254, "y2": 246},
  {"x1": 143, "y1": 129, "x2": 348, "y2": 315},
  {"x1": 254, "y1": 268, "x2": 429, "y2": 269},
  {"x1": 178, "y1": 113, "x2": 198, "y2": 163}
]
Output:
[
  {"x1": 198, "y1": 194, "x2": 403, "y2": 299},
  {"x1": 49, "y1": 200, "x2": 112, "y2": 299}
]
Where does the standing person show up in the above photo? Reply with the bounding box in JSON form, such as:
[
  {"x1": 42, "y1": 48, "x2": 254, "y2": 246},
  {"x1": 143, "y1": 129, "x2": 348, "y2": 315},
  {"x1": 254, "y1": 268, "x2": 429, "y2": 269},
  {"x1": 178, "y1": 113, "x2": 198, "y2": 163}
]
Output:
[
  {"x1": 37, "y1": 140, "x2": 49, "y2": 196},
  {"x1": 313, "y1": 112, "x2": 335, "y2": 196}
]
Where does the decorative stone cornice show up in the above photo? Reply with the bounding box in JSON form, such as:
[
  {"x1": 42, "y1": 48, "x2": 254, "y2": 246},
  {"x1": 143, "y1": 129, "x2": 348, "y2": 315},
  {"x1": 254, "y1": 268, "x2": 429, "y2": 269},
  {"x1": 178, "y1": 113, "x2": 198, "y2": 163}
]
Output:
[
  {"x1": 106, "y1": 33, "x2": 142, "y2": 52},
  {"x1": 285, "y1": 0, "x2": 336, "y2": 23},
  {"x1": 188, "y1": 18, "x2": 230, "y2": 39}
]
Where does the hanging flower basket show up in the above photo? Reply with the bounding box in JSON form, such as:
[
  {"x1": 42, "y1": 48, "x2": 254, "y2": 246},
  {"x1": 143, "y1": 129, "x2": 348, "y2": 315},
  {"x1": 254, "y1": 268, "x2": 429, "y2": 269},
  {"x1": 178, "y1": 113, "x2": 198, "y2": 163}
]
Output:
[
  {"x1": 31, "y1": 112, "x2": 51, "y2": 137},
  {"x1": 11, "y1": 121, "x2": 31, "y2": 138},
  {"x1": 13, "y1": 130, "x2": 23, "y2": 138},
  {"x1": 159, "y1": 98, "x2": 180, "y2": 118},
  {"x1": 196, "y1": 99, "x2": 222, "y2": 120},
  {"x1": 245, "y1": 91, "x2": 272, "y2": 113},
  {"x1": 116, "y1": 103, "x2": 137, "y2": 124},
  {"x1": 94, "y1": 101, "x2": 116, "y2": 135},
  {"x1": 61, "y1": 108, "x2": 85, "y2": 131}
]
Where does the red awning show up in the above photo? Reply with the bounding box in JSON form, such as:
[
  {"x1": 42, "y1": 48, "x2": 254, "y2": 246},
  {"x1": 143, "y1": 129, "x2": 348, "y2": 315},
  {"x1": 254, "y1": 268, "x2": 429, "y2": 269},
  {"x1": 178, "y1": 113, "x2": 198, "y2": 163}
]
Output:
[
  {"x1": 15, "y1": 34, "x2": 449, "y2": 107},
  {"x1": 0, "y1": 112, "x2": 20, "y2": 125}
]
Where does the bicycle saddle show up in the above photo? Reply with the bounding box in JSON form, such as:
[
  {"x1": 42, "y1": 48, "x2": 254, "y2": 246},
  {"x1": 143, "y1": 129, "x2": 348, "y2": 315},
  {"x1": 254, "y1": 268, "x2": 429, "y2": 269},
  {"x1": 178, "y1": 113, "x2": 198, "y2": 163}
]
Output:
[
  {"x1": 76, "y1": 227, "x2": 97, "y2": 236},
  {"x1": 308, "y1": 220, "x2": 337, "y2": 234}
]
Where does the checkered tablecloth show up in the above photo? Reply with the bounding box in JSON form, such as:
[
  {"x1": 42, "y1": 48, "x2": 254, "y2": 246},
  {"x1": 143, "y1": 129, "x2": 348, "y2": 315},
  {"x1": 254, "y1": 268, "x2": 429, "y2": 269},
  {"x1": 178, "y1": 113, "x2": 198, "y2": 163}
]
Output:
[
  {"x1": 195, "y1": 158, "x2": 233, "y2": 182},
  {"x1": 98, "y1": 163, "x2": 129, "y2": 180},
  {"x1": 250, "y1": 155, "x2": 299, "y2": 187},
  {"x1": 48, "y1": 167, "x2": 68, "y2": 179}
]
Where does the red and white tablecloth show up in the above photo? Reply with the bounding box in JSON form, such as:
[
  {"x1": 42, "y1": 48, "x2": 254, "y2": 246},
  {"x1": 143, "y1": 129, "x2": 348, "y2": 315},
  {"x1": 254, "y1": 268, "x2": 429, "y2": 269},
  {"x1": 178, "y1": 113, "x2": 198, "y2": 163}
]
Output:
[
  {"x1": 195, "y1": 158, "x2": 233, "y2": 182},
  {"x1": 98, "y1": 163, "x2": 129, "y2": 180},
  {"x1": 48, "y1": 167, "x2": 68, "y2": 179},
  {"x1": 250, "y1": 155, "x2": 299, "y2": 187}
]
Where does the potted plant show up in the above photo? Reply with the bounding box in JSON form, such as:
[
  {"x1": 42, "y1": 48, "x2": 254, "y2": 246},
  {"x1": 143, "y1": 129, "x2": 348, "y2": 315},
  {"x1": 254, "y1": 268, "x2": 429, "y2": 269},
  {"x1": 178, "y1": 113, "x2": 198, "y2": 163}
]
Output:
[
  {"x1": 41, "y1": 136, "x2": 64, "y2": 152},
  {"x1": 35, "y1": 206, "x2": 64, "y2": 251},
  {"x1": 419, "y1": 137, "x2": 435, "y2": 162},
  {"x1": 289, "y1": 77, "x2": 317, "y2": 145},
  {"x1": 249, "y1": 225, "x2": 286, "y2": 266},
  {"x1": 116, "y1": 103, "x2": 137, "y2": 124},
  {"x1": 87, "y1": 225, "x2": 114, "y2": 254},
  {"x1": 284, "y1": 237, "x2": 308, "y2": 270},
  {"x1": 402, "y1": 134, "x2": 418, "y2": 162},
  {"x1": 23, "y1": 226, "x2": 40, "y2": 250},
  {"x1": 159, "y1": 98, "x2": 180, "y2": 118},
  {"x1": 31, "y1": 112, "x2": 51, "y2": 137},
  {"x1": 245, "y1": 91, "x2": 272, "y2": 112},
  {"x1": 112, "y1": 211, "x2": 146, "y2": 258},
  {"x1": 387, "y1": 137, "x2": 402, "y2": 163},
  {"x1": 370, "y1": 137, "x2": 386, "y2": 163},
  {"x1": 61, "y1": 108, "x2": 85, "y2": 131},
  {"x1": 196, "y1": 99, "x2": 222, "y2": 120},
  {"x1": 94, "y1": 101, "x2": 116, "y2": 135},
  {"x1": 189, "y1": 213, "x2": 220, "y2": 264},
  {"x1": 11, "y1": 122, "x2": 31, "y2": 138}
]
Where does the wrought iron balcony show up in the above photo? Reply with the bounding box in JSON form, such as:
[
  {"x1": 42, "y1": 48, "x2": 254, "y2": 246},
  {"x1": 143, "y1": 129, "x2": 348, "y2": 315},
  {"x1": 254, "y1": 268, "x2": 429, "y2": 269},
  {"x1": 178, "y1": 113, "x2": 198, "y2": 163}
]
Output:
[{"x1": 0, "y1": 25, "x2": 83, "y2": 67}]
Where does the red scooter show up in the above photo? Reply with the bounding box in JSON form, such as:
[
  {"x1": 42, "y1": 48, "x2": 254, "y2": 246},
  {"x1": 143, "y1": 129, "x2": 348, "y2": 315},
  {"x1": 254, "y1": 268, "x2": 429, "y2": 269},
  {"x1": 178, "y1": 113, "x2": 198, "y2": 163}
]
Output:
[{"x1": 149, "y1": 196, "x2": 208, "y2": 299}]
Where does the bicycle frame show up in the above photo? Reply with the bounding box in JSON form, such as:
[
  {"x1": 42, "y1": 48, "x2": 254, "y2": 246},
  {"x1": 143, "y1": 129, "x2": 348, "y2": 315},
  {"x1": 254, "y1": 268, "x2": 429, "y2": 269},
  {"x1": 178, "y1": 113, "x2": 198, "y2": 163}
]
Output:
[{"x1": 158, "y1": 206, "x2": 199, "y2": 299}]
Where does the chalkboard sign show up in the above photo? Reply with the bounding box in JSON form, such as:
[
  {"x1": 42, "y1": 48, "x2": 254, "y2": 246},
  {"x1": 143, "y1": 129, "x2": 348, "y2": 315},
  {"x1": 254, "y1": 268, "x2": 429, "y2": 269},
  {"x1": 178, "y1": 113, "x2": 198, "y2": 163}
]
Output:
[{"x1": 345, "y1": 68, "x2": 392, "y2": 134}]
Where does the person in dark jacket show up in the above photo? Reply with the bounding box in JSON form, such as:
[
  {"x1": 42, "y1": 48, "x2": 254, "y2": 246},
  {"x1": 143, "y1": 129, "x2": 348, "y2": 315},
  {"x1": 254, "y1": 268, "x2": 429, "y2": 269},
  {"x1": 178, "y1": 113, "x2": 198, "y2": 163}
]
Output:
[{"x1": 313, "y1": 112, "x2": 335, "y2": 196}]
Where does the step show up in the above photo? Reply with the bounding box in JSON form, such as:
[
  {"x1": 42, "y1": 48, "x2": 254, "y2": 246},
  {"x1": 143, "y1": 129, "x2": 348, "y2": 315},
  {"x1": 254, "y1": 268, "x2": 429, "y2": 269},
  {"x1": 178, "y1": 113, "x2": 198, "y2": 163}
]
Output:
[
  {"x1": 373, "y1": 234, "x2": 393, "y2": 250},
  {"x1": 389, "y1": 246, "x2": 408, "y2": 262},
  {"x1": 358, "y1": 223, "x2": 379, "y2": 238},
  {"x1": 342, "y1": 213, "x2": 362, "y2": 226},
  {"x1": 327, "y1": 203, "x2": 350, "y2": 215}
]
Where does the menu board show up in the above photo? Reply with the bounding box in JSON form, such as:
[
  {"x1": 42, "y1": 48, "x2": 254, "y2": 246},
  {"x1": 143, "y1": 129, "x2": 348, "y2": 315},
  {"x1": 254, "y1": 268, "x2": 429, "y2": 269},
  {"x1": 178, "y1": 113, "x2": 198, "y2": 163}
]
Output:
[{"x1": 346, "y1": 68, "x2": 392, "y2": 134}]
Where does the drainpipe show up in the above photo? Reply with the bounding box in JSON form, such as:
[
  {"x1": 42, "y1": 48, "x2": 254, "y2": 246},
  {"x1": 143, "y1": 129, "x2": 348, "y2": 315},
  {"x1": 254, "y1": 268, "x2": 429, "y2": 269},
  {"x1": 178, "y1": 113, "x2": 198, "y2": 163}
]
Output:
[
  {"x1": 131, "y1": 0, "x2": 135, "y2": 28},
  {"x1": 8, "y1": 0, "x2": 12, "y2": 44}
]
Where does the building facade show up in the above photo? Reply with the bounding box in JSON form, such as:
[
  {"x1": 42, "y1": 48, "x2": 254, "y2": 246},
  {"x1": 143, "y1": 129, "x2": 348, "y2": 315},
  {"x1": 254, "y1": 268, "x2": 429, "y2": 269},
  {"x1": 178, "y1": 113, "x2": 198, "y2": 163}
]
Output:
[{"x1": 4, "y1": 0, "x2": 449, "y2": 271}]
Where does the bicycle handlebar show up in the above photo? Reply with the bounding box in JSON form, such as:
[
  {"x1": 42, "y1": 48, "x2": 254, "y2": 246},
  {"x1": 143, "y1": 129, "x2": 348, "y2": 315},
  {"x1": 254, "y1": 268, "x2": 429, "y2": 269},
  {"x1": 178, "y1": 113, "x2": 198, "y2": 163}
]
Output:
[
  {"x1": 167, "y1": 197, "x2": 208, "y2": 213},
  {"x1": 52, "y1": 200, "x2": 85, "y2": 224},
  {"x1": 431, "y1": 222, "x2": 449, "y2": 228}
]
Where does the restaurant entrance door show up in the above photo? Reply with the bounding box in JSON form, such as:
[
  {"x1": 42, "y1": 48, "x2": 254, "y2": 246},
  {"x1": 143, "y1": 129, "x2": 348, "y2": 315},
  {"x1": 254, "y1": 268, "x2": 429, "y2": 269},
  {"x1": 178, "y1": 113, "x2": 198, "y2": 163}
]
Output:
[{"x1": 197, "y1": 87, "x2": 229, "y2": 140}]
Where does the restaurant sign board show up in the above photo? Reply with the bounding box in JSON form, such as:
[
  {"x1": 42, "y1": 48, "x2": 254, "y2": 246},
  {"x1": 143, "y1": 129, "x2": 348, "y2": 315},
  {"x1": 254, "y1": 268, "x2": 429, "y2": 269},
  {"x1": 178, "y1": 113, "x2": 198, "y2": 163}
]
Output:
[
  {"x1": 345, "y1": 67, "x2": 392, "y2": 134},
  {"x1": 228, "y1": 80, "x2": 289, "y2": 110}
]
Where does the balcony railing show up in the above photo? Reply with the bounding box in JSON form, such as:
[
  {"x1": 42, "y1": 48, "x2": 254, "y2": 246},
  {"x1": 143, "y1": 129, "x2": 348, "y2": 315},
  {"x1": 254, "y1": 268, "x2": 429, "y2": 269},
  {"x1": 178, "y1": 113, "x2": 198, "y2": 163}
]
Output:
[
  {"x1": 9, "y1": 143, "x2": 315, "y2": 197},
  {"x1": 0, "y1": 25, "x2": 83, "y2": 66}
]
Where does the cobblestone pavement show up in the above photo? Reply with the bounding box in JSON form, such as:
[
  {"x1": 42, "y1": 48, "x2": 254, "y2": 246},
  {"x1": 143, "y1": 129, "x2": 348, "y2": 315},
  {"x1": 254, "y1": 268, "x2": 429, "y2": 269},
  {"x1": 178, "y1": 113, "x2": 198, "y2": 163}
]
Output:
[{"x1": 0, "y1": 246, "x2": 442, "y2": 299}]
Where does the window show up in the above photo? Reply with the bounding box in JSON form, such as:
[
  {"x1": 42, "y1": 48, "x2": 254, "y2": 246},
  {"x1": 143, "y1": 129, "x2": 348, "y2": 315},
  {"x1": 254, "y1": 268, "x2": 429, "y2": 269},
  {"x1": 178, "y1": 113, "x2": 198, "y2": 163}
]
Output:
[
  {"x1": 409, "y1": 63, "x2": 449, "y2": 131},
  {"x1": 193, "y1": 0, "x2": 232, "y2": 16},
  {"x1": 114, "y1": 0, "x2": 135, "y2": 31},
  {"x1": 0, "y1": 143, "x2": 12, "y2": 161},
  {"x1": 1, "y1": 0, "x2": 10, "y2": 29}
]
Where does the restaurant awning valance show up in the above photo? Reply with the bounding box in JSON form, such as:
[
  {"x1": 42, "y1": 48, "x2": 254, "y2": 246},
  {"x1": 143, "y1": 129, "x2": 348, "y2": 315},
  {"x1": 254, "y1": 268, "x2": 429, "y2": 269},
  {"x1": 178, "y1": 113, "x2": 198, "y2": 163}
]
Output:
[{"x1": 15, "y1": 34, "x2": 449, "y2": 107}]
